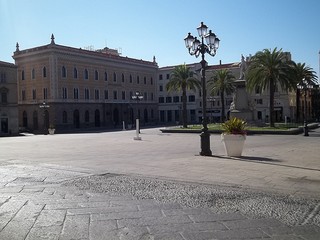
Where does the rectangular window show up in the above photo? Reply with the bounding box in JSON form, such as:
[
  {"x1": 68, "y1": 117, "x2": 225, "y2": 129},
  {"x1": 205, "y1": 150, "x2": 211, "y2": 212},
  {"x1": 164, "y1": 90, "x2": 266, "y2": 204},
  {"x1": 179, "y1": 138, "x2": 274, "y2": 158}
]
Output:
[
  {"x1": 85, "y1": 88, "x2": 90, "y2": 100},
  {"x1": 166, "y1": 96, "x2": 172, "y2": 103},
  {"x1": 122, "y1": 91, "x2": 125, "y2": 100},
  {"x1": 73, "y1": 88, "x2": 79, "y2": 99},
  {"x1": 104, "y1": 90, "x2": 108, "y2": 100},
  {"x1": 159, "y1": 74, "x2": 163, "y2": 80},
  {"x1": 22, "y1": 90, "x2": 26, "y2": 101},
  {"x1": 32, "y1": 89, "x2": 36, "y2": 100},
  {"x1": 174, "y1": 110, "x2": 179, "y2": 122},
  {"x1": 159, "y1": 97, "x2": 164, "y2": 103},
  {"x1": 144, "y1": 92, "x2": 147, "y2": 101},
  {"x1": 188, "y1": 95, "x2": 195, "y2": 102},
  {"x1": 151, "y1": 93, "x2": 154, "y2": 101},
  {"x1": 62, "y1": 87, "x2": 68, "y2": 99},
  {"x1": 159, "y1": 85, "x2": 163, "y2": 91},
  {"x1": 95, "y1": 89, "x2": 100, "y2": 100},
  {"x1": 43, "y1": 67, "x2": 47, "y2": 78},
  {"x1": 173, "y1": 96, "x2": 179, "y2": 102},
  {"x1": 43, "y1": 88, "x2": 48, "y2": 99},
  {"x1": 255, "y1": 99, "x2": 263, "y2": 104},
  {"x1": 166, "y1": 74, "x2": 170, "y2": 79},
  {"x1": 167, "y1": 110, "x2": 172, "y2": 121},
  {"x1": 160, "y1": 110, "x2": 165, "y2": 122},
  {"x1": 0, "y1": 73, "x2": 6, "y2": 83},
  {"x1": 1, "y1": 92, "x2": 7, "y2": 103},
  {"x1": 113, "y1": 91, "x2": 117, "y2": 100}
]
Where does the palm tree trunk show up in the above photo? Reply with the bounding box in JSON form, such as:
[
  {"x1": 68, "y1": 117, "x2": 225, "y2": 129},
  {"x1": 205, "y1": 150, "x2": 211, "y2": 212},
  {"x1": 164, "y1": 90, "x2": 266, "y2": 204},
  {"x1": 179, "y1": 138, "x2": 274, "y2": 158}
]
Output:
[
  {"x1": 296, "y1": 89, "x2": 300, "y2": 122},
  {"x1": 221, "y1": 92, "x2": 225, "y2": 122},
  {"x1": 182, "y1": 88, "x2": 188, "y2": 128},
  {"x1": 269, "y1": 80, "x2": 275, "y2": 127}
]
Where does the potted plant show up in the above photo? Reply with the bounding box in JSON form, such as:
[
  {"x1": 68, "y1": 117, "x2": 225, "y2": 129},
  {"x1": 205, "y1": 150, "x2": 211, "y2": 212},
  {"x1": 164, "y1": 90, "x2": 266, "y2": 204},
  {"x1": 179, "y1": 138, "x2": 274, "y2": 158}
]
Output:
[
  {"x1": 221, "y1": 117, "x2": 247, "y2": 157},
  {"x1": 48, "y1": 123, "x2": 55, "y2": 135}
]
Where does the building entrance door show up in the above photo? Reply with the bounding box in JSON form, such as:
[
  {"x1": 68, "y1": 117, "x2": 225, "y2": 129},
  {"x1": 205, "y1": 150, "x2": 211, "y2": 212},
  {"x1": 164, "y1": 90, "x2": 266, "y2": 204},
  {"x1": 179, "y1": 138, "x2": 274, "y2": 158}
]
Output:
[{"x1": 1, "y1": 118, "x2": 8, "y2": 133}]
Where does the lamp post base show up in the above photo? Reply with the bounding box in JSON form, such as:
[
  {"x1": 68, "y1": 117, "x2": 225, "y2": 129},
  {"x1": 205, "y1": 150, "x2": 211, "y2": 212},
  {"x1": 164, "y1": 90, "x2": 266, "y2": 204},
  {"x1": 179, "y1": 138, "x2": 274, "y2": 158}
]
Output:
[
  {"x1": 303, "y1": 122, "x2": 309, "y2": 136},
  {"x1": 200, "y1": 130, "x2": 212, "y2": 156}
]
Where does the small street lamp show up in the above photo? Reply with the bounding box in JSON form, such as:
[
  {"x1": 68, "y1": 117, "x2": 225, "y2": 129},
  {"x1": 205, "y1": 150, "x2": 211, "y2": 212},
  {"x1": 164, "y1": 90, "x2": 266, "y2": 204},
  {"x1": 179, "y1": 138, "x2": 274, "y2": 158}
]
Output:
[
  {"x1": 297, "y1": 78, "x2": 313, "y2": 136},
  {"x1": 131, "y1": 91, "x2": 144, "y2": 138},
  {"x1": 39, "y1": 101, "x2": 50, "y2": 134},
  {"x1": 184, "y1": 22, "x2": 220, "y2": 156}
]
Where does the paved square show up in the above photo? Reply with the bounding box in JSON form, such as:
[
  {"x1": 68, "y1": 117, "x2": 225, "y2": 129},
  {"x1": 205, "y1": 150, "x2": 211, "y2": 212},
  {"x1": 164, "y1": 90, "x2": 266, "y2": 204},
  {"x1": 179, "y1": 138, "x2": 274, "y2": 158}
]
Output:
[{"x1": 0, "y1": 127, "x2": 319, "y2": 239}]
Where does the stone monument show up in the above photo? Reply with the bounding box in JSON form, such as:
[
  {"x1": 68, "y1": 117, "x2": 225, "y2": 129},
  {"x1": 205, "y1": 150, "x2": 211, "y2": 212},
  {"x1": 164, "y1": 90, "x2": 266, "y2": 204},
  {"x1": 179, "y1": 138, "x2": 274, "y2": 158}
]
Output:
[{"x1": 229, "y1": 55, "x2": 254, "y2": 121}]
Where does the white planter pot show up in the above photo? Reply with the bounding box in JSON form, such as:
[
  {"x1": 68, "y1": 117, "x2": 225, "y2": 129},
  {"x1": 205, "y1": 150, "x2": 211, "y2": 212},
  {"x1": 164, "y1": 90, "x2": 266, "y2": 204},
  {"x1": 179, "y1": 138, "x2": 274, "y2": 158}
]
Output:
[
  {"x1": 221, "y1": 134, "x2": 246, "y2": 157},
  {"x1": 48, "y1": 128, "x2": 55, "y2": 135}
]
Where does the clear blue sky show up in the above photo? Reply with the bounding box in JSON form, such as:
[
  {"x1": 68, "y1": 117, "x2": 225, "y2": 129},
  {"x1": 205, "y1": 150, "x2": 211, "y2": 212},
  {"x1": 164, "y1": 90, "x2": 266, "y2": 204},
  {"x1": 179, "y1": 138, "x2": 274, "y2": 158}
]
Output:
[{"x1": 1, "y1": 0, "x2": 319, "y2": 80}]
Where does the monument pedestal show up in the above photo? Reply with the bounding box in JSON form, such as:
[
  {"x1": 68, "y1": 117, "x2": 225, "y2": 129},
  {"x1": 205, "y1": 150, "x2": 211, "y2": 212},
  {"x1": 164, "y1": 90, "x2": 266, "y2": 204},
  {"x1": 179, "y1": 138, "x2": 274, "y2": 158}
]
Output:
[{"x1": 229, "y1": 79, "x2": 254, "y2": 121}]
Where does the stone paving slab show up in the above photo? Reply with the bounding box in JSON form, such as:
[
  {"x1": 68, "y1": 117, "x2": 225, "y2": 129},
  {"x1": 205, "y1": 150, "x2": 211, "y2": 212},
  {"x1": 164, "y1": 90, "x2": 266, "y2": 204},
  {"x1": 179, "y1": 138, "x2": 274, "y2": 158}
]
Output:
[
  {"x1": 0, "y1": 128, "x2": 320, "y2": 239},
  {"x1": 0, "y1": 164, "x2": 318, "y2": 239}
]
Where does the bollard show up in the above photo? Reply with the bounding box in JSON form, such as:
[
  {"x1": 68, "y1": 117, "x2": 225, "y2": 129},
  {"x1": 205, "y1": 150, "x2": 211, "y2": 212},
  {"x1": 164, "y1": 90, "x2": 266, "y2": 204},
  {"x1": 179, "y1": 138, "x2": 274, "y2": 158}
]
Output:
[
  {"x1": 122, "y1": 121, "x2": 126, "y2": 131},
  {"x1": 133, "y1": 118, "x2": 141, "y2": 140}
]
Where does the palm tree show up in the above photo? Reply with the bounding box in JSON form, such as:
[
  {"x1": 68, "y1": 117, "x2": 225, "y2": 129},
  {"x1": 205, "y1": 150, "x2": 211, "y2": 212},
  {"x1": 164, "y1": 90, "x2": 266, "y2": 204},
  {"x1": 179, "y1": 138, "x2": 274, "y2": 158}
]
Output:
[
  {"x1": 246, "y1": 48, "x2": 294, "y2": 127},
  {"x1": 289, "y1": 62, "x2": 318, "y2": 85},
  {"x1": 207, "y1": 69, "x2": 235, "y2": 122},
  {"x1": 166, "y1": 64, "x2": 200, "y2": 128},
  {"x1": 289, "y1": 62, "x2": 318, "y2": 122}
]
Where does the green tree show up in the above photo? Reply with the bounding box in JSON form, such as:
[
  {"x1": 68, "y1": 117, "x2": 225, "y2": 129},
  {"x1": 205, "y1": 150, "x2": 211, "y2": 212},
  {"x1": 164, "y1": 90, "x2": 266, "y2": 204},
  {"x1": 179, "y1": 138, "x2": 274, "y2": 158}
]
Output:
[
  {"x1": 166, "y1": 64, "x2": 200, "y2": 128},
  {"x1": 207, "y1": 69, "x2": 235, "y2": 122},
  {"x1": 246, "y1": 48, "x2": 293, "y2": 127},
  {"x1": 288, "y1": 62, "x2": 318, "y2": 121}
]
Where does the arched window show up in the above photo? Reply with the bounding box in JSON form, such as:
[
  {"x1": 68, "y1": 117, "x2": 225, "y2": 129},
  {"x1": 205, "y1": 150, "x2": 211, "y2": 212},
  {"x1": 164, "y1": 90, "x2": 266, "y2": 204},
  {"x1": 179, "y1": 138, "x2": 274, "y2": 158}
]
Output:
[
  {"x1": 84, "y1": 69, "x2": 89, "y2": 80},
  {"x1": 73, "y1": 68, "x2": 78, "y2": 79},
  {"x1": 32, "y1": 68, "x2": 35, "y2": 79},
  {"x1": 62, "y1": 66, "x2": 66, "y2": 78},
  {"x1": 62, "y1": 111, "x2": 68, "y2": 123},
  {"x1": 95, "y1": 70, "x2": 99, "y2": 80},
  {"x1": 122, "y1": 73, "x2": 125, "y2": 82},
  {"x1": 43, "y1": 67, "x2": 47, "y2": 78},
  {"x1": 104, "y1": 71, "x2": 108, "y2": 81},
  {"x1": 144, "y1": 77, "x2": 146, "y2": 84},
  {"x1": 113, "y1": 72, "x2": 117, "y2": 82},
  {"x1": 137, "y1": 76, "x2": 140, "y2": 84},
  {"x1": 21, "y1": 70, "x2": 25, "y2": 80},
  {"x1": 129, "y1": 74, "x2": 133, "y2": 83}
]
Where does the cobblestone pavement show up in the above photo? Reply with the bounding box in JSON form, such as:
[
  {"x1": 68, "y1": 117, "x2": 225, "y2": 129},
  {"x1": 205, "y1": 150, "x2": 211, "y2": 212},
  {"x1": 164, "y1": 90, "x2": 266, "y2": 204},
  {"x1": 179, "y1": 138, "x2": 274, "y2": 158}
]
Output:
[
  {"x1": 0, "y1": 163, "x2": 320, "y2": 240},
  {"x1": 1, "y1": 127, "x2": 320, "y2": 239}
]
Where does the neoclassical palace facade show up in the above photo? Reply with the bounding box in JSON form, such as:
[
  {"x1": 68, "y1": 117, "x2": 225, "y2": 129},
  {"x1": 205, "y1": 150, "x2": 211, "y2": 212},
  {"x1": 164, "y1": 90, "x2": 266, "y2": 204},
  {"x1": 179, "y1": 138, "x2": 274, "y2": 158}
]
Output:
[{"x1": 13, "y1": 35, "x2": 158, "y2": 132}]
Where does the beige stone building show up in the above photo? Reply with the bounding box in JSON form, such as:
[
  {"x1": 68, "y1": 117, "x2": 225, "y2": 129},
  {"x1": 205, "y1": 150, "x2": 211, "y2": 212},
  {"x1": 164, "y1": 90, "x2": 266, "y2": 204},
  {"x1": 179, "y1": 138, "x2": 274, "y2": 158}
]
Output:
[
  {"x1": 0, "y1": 61, "x2": 19, "y2": 136},
  {"x1": 158, "y1": 55, "x2": 297, "y2": 125},
  {"x1": 158, "y1": 61, "x2": 241, "y2": 124},
  {"x1": 13, "y1": 35, "x2": 158, "y2": 133}
]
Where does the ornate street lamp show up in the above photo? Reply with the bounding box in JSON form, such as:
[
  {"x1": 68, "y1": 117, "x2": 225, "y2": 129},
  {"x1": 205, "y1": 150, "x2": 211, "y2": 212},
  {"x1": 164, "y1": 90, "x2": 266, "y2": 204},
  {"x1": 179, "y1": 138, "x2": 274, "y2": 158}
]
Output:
[
  {"x1": 297, "y1": 78, "x2": 313, "y2": 136},
  {"x1": 39, "y1": 101, "x2": 50, "y2": 134},
  {"x1": 184, "y1": 22, "x2": 220, "y2": 156},
  {"x1": 131, "y1": 91, "x2": 144, "y2": 136}
]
